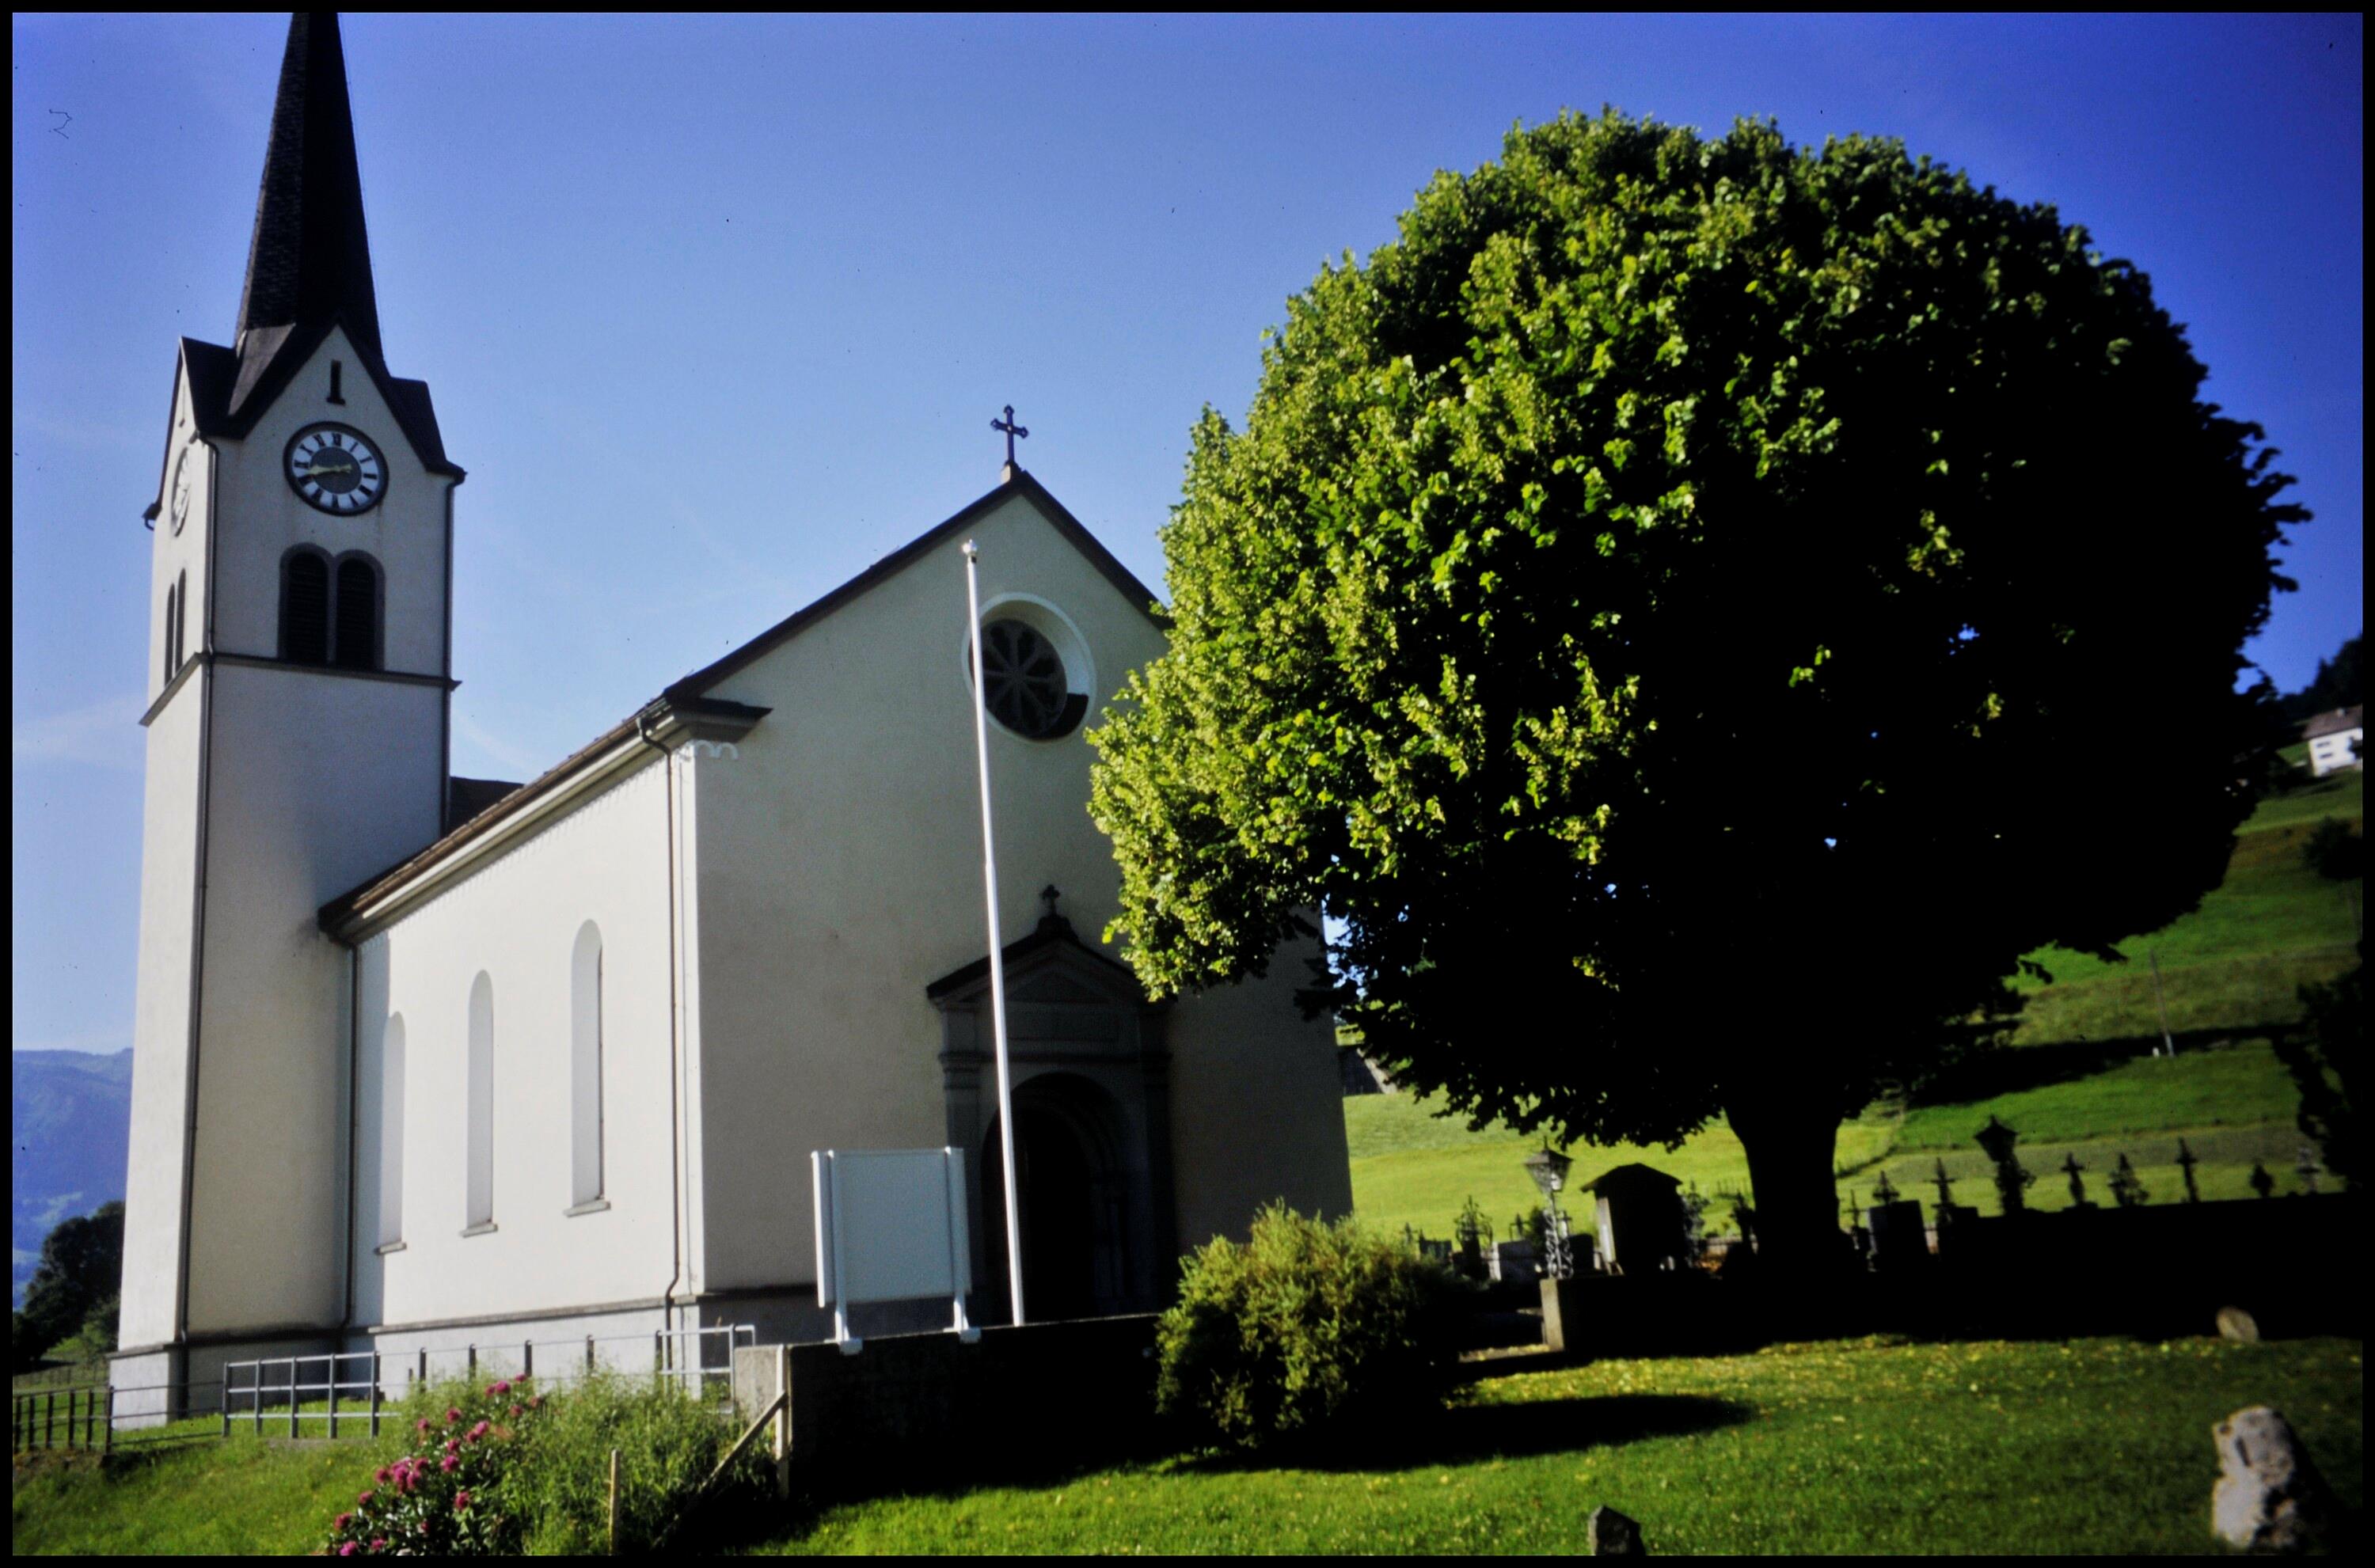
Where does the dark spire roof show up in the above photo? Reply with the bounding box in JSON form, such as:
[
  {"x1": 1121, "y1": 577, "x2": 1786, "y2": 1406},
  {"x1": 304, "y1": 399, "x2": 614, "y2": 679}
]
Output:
[
  {"x1": 173, "y1": 14, "x2": 459, "y2": 475},
  {"x1": 236, "y1": 13, "x2": 380, "y2": 365}
]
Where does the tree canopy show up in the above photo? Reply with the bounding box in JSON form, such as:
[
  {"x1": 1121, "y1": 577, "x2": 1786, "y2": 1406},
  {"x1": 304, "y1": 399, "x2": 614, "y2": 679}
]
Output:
[
  {"x1": 1088, "y1": 112, "x2": 2302, "y2": 1258},
  {"x1": 12, "y1": 1201, "x2": 122, "y2": 1371},
  {"x1": 2279, "y1": 633, "x2": 2362, "y2": 723}
]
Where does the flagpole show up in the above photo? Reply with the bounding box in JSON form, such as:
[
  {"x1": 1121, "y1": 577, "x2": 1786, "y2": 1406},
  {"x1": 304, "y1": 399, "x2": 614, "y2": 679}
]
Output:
[{"x1": 961, "y1": 539, "x2": 1027, "y2": 1326}]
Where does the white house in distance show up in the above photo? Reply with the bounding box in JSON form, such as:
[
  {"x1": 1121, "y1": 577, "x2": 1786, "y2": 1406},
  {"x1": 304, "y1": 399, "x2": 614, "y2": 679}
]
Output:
[
  {"x1": 2303, "y1": 706, "x2": 2364, "y2": 778},
  {"x1": 113, "y1": 13, "x2": 1348, "y2": 1411}
]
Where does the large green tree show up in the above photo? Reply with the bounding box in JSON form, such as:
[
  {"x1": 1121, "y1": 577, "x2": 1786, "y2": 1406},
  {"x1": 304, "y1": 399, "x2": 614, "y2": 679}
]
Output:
[
  {"x1": 1089, "y1": 112, "x2": 2302, "y2": 1270},
  {"x1": 13, "y1": 1201, "x2": 123, "y2": 1370}
]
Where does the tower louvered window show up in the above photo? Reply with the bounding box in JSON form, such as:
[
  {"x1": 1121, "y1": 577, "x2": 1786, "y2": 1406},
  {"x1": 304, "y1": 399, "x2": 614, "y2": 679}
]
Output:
[
  {"x1": 333, "y1": 556, "x2": 379, "y2": 670},
  {"x1": 173, "y1": 569, "x2": 188, "y2": 674},
  {"x1": 280, "y1": 549, "x2": 331, "y2": 664}
]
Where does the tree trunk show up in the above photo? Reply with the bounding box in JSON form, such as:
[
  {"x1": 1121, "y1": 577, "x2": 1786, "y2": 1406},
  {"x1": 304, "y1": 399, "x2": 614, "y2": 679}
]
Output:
[{"x1": 1725, "y1": 1095, "x2": 1848, "y2": 1281}]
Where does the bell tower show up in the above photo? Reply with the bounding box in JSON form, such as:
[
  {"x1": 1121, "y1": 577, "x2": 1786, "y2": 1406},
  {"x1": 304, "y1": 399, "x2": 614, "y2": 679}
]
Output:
[{"x1": 118, "y1": 12, "x2": 463, "y2": 1390}]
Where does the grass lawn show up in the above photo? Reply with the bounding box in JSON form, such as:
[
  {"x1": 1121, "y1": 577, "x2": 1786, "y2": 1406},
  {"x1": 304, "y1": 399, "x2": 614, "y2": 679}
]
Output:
[
  {"x1": 750, "y1": 1336, "x2": 2361, "y2": 1555},
  {"x1": 11, "y1": 1430, "x2": 390, "y2": 1555},
  {"x1": 19, "y1": 1337, "x2": 2355, "y2": 1555}
]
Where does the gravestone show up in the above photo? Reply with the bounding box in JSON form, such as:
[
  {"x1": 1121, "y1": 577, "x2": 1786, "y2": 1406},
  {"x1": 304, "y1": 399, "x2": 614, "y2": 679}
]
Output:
[
  {"x1": 1493, "y1": 1239, "x2": 1540, "y2": 1284},
  {"x1": 1865, "y1": 1199, "x2": 1930, "y2": 1267},
  {"x1": 2211, "y1": 1406, "x2": 2332, "y2": 1552},
  {"x1": 1579, "y1": 1164, "x2": 1685, "y2": 1276}
]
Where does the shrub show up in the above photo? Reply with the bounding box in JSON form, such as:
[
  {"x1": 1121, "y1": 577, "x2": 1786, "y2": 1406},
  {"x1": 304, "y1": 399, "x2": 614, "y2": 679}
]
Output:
[
  {"x1": 1155, "y1": 1204, "x2": 1470, "y2": 1452},
  {"x1": 317, "y1": 1371, "x2": 760, "y2": 1556},
  {"x1": 323, "y1": 1375, "x2": 544, "y2": 1555},
  {"x1": 506, "y1": 1371, "x2": 767, "y2": 1554}
]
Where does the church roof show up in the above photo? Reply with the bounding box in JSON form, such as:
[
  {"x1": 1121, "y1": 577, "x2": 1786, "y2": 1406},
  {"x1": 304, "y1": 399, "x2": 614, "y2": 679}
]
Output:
[
  {"x1": 173, "y1": 334, "x2": 459, "y2": 479},
  {"x1": 319, "y1": 470, "x2": 1163, "y2": 936},
  {"x1": 660, "y1": 468, "x2": 1162, "y2": 704},
  {"x1": 238, "y1": 16, "x2": 379, "y2": 370},
  {"x1": 162, "y1": 15, "x2": 460, "y2": 484}
]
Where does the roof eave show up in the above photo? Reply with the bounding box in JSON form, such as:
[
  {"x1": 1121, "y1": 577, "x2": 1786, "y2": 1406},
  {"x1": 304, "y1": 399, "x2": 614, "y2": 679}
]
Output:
[
  {"x1": 319, "y1": 693, "x2": 766, "y2": 940},
  {"x1": 663, "y1": 469, "x2": 1165, "y2": 706}
]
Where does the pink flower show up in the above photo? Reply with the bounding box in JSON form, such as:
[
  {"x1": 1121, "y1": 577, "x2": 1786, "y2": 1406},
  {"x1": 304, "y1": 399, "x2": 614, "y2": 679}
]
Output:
[
  {"x1": 370, "y1": 1541, "x2": 386, "y2": 1554},
  {"x1": 357, "y1": 1490, "x2": 374, "y2": 1507},
  {"x1": 488, "y1": 1379, "x2": 511, "y2": 1397},
  {"x1": 440, "y1": 1454, "x2": 458, "y2": 1473},
  {"x1": 446, "y1": 1406, "x2": 462, "y2": 1424},
  {"x1": 469, "y1": 1420, "x2": 491, "y2": 1441},
  {"x1": 336, "y1": 1513, "x2": 354, "y2": 1531},
  {"x1": 374, "y1": 1466, "x2": 390, "y2": 1484},
  {"x1": 527, "y1": 1395, "x2": 543, "y2": 1409},
  {"x1": 508, "y1": 1403, "x2": 522, "y2": 1417},
  {"x1": 416, "y1": 1417, "x2": 431, "y2": 1434},
  {"x1": 339, "y1": 1544, "x2": 359, "y2": 1558},
  {"x1": 446, "y1": 1438, "x2": 460, "y2": 1456},
  {"x1": 454, "y1": 1490, "x2": 473, "y2": 1512}
]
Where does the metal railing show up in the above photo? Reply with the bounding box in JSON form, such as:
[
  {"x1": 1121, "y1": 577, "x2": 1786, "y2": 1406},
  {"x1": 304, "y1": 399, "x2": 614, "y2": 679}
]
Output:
[
  {"x1": 10, "y1": 1376, "x2": 224, "y2": 1456},
  {"x1": 12, "y1": 1324, "x2": 753, "y2": 1453},
  {"x1": 221, "y1": 1323, "x2": 754, "y2": 1436}
]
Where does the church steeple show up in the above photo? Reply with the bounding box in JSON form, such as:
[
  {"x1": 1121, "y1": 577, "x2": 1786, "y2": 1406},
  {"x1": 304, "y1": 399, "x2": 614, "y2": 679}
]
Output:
[{"x1": 238, "y1": 13, "x2": 380, "y2": 360}]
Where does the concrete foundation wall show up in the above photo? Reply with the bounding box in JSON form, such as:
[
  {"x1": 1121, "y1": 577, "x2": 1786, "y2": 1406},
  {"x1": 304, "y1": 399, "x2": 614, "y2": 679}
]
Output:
[{"x1": 732, "y1": 1314, "x2": 1160, "y2": 1476}]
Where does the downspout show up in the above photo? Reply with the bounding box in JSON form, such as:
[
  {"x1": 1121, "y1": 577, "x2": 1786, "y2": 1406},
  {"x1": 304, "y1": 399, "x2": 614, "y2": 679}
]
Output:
[
  {"x1": 636, "y1": 714, "x2": 686, "y2": 1339},
  {"x1": 339, "y1": 944, "x2": 360, "y2": 1343}
]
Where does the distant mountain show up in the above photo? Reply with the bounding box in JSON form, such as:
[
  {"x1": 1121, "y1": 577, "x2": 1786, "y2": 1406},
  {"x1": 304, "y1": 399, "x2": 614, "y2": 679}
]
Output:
[{"x1": 12, "y1": 1050, "x2": 132, "y2": 1308}]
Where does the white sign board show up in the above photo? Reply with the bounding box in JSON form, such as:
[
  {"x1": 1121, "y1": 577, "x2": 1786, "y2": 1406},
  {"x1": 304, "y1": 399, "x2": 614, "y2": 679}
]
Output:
[{"x1": 811, "y1": 1147, "x2": 978, "y2": 1353}]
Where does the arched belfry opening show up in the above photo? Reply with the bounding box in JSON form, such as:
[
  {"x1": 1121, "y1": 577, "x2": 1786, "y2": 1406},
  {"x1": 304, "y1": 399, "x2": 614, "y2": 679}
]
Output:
[{"x1": 927, "y1": 898, "x2": 1176, "y2": 1323}]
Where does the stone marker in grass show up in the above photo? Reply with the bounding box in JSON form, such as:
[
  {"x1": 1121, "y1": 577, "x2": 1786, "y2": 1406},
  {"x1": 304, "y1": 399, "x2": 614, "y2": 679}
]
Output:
[
  {"x1": 1587, "y1": 1505, "x2": 1644, "y2": 1555},
  {"x1": 2212, "y1": 1406, "x2": 2332, "y2": 1553}
]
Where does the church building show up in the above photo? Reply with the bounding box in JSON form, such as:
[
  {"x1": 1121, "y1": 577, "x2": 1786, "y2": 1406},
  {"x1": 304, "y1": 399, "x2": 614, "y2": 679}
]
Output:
[{"x1": 114, "y1": 13, "x2": 1348, "y2": 1410}]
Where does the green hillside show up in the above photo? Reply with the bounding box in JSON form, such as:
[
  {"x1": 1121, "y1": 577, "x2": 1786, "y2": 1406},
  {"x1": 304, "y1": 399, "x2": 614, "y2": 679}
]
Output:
[
  {"x1": 1346, "y1": 770, "x2": 2361, "y2": 1241},
  {"x1": 2008, "y1": 769, "x2": 2360, "y2": 1046}
]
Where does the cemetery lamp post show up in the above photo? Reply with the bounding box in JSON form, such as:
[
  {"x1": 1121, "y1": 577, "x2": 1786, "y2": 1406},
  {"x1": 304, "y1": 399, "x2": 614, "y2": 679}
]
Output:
[
  {"x1": 1524, "y1": 1146, "x2": 1575, "y2": 1279},
  {"x1": 1976, "y1": 1114, "x2": 2031, "y2": 1216}
]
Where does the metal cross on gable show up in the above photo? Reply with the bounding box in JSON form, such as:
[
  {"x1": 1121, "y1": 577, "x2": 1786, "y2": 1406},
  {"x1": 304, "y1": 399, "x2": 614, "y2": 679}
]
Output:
[{"x1": 992, "y1": 404, "x2": 1030, "y2": 468}]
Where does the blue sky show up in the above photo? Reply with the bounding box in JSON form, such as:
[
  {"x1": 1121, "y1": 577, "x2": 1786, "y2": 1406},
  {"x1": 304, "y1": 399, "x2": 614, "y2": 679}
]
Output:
[{"x1": 10, "y1": 13, "x2": 2363, "y2": 1055}]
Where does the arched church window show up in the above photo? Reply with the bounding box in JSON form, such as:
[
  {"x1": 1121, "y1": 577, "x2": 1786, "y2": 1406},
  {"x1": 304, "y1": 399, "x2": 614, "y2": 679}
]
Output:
[
  {"x1": 378, "y1": 1015, "x2": 406, "y2": 1247},
  {"x1": 279, "y1": 548, "x2": 331, "y2": 664},
  {"x1": 569, "y1": 922, "x2": 605, "y2": 1209},
  {"x1": 332, "y1": 555, "x2": 381, "y2": 670},
  {"x1": 466, "y1": 973, "x2": 496, "y2": 1231}
]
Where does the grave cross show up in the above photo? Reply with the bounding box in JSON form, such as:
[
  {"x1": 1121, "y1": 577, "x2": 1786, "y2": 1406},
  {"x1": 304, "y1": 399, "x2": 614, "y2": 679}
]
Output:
[
  {"x1": 2060, "y1": 1151, "x2": 2089, "y2": 1206},
  {"x1": 2175, "y1": 1137, "x2": 2202, "y2": 1204},
  {"x1": 991, "y1": 404, "x2": 1030, "y2": 469},
  {"x1": 2109, "y1": 1152, "x2": 2148, "y2": 1209},
  {"x1": 2248, "y1": 1161, "x2": 2277, "y2": 1200},
  {"x1": 2295, "y1": 1143, "x2": 2322, "y2": 1197},
  {"x1": 1931, "y1": 1156, "x2": 1957, "y2": 1211},
  {"x1": 1872, "y1": 1169, "x2": 1899, "y2": 1206}
]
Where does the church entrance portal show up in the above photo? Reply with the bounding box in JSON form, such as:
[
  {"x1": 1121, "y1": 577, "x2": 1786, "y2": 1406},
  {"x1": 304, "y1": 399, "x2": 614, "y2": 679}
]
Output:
[{"x1": 977, "y1": 1075, "x2": 1128, "y2": 1325}]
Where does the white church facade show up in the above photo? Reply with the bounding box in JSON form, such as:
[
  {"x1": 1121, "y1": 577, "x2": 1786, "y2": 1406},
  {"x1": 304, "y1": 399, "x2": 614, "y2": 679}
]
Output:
[{"x1": 115, "y1": 14, "x2": 1349, "y2": 1409}]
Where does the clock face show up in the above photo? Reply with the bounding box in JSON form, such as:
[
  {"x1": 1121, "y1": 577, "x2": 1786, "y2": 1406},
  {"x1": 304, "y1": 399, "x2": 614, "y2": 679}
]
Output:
[
  {"x1": 285, "y1": 423, "x2": 387, "y2": 514},
  {"x1": 169, "y1": 446, "x2": 196, "y2": 535}
]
